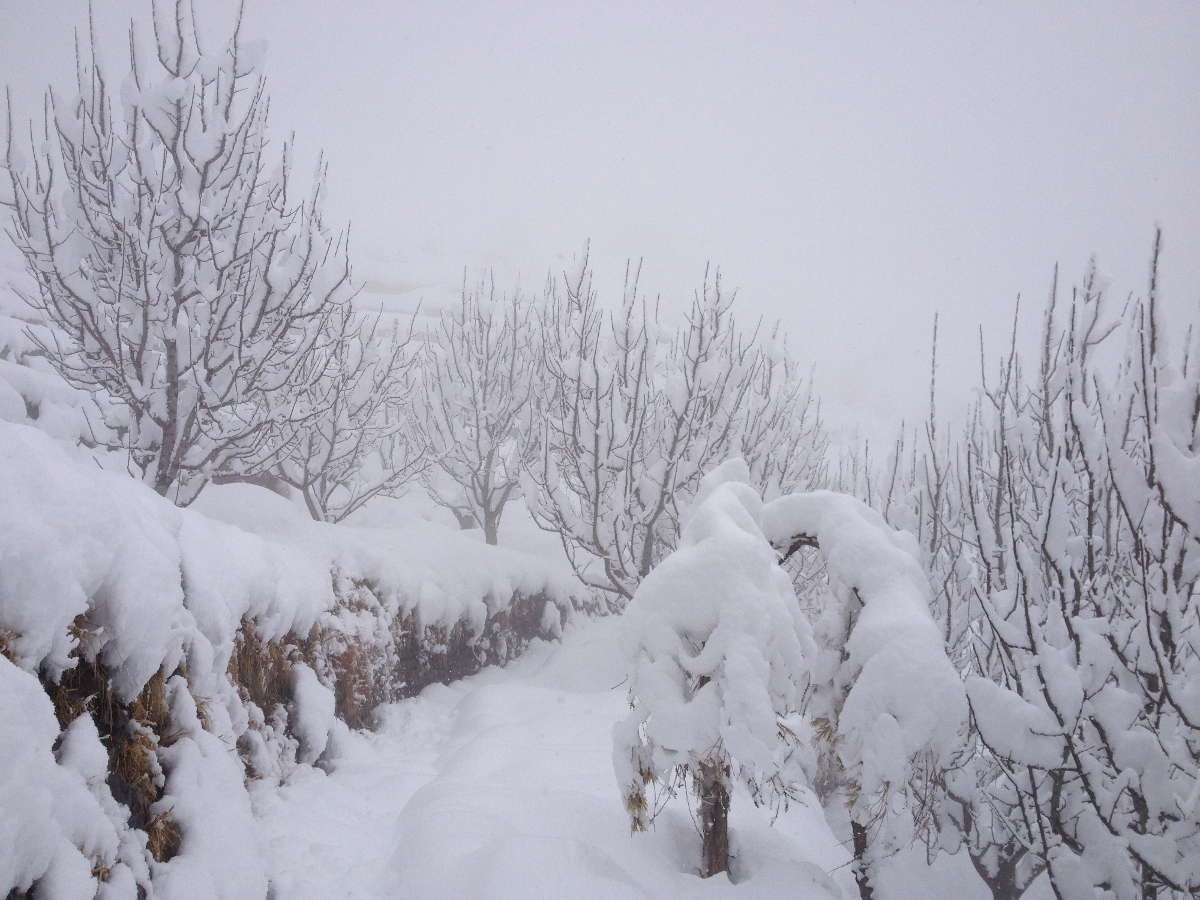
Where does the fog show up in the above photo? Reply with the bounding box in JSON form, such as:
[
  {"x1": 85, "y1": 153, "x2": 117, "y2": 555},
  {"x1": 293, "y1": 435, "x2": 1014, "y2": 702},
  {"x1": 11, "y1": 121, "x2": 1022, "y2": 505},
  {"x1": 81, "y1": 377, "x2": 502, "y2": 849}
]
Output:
[{"x1": 3, "y1": 0, "x2": 1197, "y2": 436}]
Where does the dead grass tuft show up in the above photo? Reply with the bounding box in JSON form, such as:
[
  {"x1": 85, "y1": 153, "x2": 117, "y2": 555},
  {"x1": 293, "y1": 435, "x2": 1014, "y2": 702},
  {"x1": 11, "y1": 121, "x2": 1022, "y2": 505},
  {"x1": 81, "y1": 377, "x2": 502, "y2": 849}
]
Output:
[
  {"x1": 227, "y1": 618, "x2": 297, "y2": 713},
  {"x1": 90, "y1": 858, "x2": 112, "y2": 883},
  {"x1": 46, "y1": 616, "x2": 116, "y2": 731},
  {"x1": 145, "y1": 807, "x2": 181, "y2": 863},
  {"x1": 129, "y1": 671, "x2": 169, "y2": 734},
  {"x1": 0, "y1": 629, "x2": 17, "y2": 664},
  {"x1": 111, "y1": 725, "x2": 160, "y2": 816},
  {"x1": 329, "y1": 637, "x2": 375, "y2": 730}
]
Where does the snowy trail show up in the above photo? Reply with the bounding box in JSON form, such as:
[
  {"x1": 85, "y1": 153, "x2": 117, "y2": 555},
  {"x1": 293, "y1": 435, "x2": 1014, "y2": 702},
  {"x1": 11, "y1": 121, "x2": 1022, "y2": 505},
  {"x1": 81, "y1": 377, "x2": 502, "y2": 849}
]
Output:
[{"x1": 251, "y1": 617, "x2": 857, "y2": 900}]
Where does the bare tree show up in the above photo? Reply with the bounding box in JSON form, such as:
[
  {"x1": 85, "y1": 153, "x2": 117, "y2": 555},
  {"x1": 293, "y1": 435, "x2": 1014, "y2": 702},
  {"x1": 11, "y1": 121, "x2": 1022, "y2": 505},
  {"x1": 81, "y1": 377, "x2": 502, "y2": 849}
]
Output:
[
  {"x1": 275, "y1": 306, "x2": 427, "y2": 522},
  {"x1": 4, "y1": 0, "x2": 354, "y2": 504},
  {"x1": 417, "y1": 278, "x2": 538, "y2": 544},
  {"x1": 738, "y1": 327, "x2": 829, "y2": 500},
  {"x1": 940, "y1": 242, "x2": 1199, "y2": 900},
  {"x1": 526, "y1": 251, "x2": 767, "y2": 606}
]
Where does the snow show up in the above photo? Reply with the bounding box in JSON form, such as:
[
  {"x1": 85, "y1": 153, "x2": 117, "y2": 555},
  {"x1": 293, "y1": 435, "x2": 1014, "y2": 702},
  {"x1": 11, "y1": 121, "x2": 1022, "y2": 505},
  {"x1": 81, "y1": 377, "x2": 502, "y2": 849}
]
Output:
[
  {"x1": 190, "y1": 482, "x2": 577, "y2": 634},
  {"x1": 252, "y1": 618, "x2": 858, "y2": 900},
  {"x1": 290, "y1": 664, "x2": 336, "y2": 766},
  {"x1": 0, "y1": 656, "x2": 126, "y2": 899},
  {"x1": 0, "y1": 420, "x2": 1005, "y2": 898},
  {"x1": 761, "y1": 490, "x2": 968, "y2": 838},
  {"x1": 0, "y1": 417, "x2": 576, "y2": 900},
  {"x1": 0, "y1": 259, "x2": 992, "y2": 898}
]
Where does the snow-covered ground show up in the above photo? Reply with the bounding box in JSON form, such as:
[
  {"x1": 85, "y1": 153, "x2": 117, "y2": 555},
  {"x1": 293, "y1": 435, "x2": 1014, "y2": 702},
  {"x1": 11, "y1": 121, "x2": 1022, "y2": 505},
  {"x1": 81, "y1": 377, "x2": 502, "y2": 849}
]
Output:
[
  {"x1": 251, "y1": 616, "x2": 858, "y2": 900},
  {"x1": 251, "y1": 610, "x2": 1028, "y2": 900}
]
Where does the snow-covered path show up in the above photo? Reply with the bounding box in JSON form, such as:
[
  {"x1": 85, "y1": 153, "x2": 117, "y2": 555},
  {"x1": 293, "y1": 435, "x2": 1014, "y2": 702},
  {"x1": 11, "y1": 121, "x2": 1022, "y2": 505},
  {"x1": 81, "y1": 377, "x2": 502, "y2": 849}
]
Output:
[{"x1": 251, "y1": 618, "x2": 858, "y2": 900}]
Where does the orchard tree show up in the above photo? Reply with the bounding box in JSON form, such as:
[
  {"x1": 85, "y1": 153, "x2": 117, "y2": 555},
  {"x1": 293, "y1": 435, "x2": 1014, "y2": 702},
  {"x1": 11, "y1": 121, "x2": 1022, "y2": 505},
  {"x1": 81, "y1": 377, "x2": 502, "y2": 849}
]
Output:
[
  {"x1": 958, "y1": 243, "x2": 1200, "y2": 900},
  {"x1": 4, "y1": 0, "x2": 354, "y2": 504},
  {"x1": 417, "y1": 278, "x2": 538, "y2": 544},
  {"x1": 852, "y1": 239, "x2": 1200, "y2": 900},
  {"x1": 527, "y1": 251, "x2": 773, "y2": 606},
  {"x1": 275, "y1": 306, "x2": 427, "y2": 522},
  {"x1": 738, "y1": 327, "x2": 829, "y2": 500},
  {"x1": 614, "y1": 460, "x2": 815, "y2": 878}
]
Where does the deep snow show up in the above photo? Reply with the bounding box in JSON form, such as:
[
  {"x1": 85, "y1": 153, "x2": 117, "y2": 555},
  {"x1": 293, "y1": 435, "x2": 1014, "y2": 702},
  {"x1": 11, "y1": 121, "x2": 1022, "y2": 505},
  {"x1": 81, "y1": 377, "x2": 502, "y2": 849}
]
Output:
[{"x1": 251, "y1": 616, "x2": 858, "y2": 900}]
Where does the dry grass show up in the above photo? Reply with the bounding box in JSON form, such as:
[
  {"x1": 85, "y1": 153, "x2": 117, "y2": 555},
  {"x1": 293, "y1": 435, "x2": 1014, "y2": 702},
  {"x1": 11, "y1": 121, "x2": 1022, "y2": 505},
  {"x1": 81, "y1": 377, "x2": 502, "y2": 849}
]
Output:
[
  {"x1": 329, "y1": 637, "x2": 375, "y2": 730},
  {"x1": 0, "y1": 629, "x2": 17, "y2": 664},
  {"x1": 111, "y1": 725, "x2": 160, "y2": 816},
  {"x1": 47, "y1": 616, "x2": 115, "y2": 731},
  {"x1": 31, "y1": 614, "x2": 186, "y2": 864},
  {"x1": 227, "y1": 617, "x2": 298, "y2": 713},
  {"x1": 129, "y1": 671, "x2": 169, "y2": 734},
  {"x1": 145, "y1": 807, "x2": 181, "y2": 863},
  {"x1": 90, "y1": 858, "x2": 112, "y2": 883}
]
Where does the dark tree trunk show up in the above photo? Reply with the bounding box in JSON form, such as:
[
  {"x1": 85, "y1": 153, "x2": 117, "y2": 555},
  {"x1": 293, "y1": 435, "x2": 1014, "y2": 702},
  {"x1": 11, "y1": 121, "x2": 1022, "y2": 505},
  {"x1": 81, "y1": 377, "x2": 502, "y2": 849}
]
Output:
[
  {"x1": 852, "y1": 821, "x2": 874, "y2": 900},
  {"x1": 697, "y1": 759, "x2": 731, "y2": 878}
]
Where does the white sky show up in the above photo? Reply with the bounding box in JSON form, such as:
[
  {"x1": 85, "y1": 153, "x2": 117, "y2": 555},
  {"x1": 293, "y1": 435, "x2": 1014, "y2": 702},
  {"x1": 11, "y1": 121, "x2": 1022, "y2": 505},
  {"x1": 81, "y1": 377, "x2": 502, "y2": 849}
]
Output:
[{"x1": 2, "y1": 0, "x2": 1197, "y2": 437}]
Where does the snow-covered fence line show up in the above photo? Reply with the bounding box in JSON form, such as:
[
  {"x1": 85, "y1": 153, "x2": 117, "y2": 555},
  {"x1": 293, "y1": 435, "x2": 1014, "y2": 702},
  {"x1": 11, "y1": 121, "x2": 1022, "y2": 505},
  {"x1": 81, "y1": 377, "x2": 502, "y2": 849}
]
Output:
[{"x1": 0, "y1": 420, "x2": 574, "y2": 900}]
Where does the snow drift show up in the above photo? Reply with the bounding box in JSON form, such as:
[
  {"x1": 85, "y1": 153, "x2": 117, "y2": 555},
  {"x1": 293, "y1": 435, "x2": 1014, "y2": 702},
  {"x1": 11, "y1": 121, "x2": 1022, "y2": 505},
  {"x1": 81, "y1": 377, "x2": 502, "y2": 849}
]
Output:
[{"x1": 0, "y1": 420, "x2": 575, "y2": 900}]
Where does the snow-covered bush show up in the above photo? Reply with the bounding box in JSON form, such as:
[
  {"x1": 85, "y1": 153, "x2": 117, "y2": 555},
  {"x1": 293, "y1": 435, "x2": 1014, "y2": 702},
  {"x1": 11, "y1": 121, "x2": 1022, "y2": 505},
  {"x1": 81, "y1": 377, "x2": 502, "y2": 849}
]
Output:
[
  {"x1": 613, "y1": 460, "x2": 816, "y2": 877},
  {"x1": 614, "y1": 458, "x2": 966, "y2": 887},
  {"x1": 762, "y1": 488, "x2": 968, "y2": 898},
  {"x1": 4, "y1": 0, "x2": 355, "y2": 505}
]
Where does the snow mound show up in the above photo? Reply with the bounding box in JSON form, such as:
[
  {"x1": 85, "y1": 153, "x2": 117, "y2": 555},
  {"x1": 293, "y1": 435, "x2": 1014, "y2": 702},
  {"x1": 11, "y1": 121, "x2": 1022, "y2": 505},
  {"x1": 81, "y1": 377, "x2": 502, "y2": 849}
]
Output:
[{"x1": 0, "y1": 419, "x2": 575, "y2": 900}]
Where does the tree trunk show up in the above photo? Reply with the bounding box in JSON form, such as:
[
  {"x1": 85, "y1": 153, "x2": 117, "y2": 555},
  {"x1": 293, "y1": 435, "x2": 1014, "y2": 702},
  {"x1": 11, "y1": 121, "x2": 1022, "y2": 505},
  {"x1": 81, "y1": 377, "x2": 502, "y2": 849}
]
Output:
[
  {"x1": 852, "y1": 821, "x2": 874, "y2": 900},
  {"x1": 697, "y1": 759, "x2": 730, "y2": 878}
]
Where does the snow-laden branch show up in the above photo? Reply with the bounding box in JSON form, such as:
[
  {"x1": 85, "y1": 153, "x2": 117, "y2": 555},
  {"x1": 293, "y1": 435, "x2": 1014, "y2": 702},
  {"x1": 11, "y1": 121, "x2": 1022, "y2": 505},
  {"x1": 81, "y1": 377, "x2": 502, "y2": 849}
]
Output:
[{"x1": 762, "y1": 489, "x2": 968, "y2": 889}]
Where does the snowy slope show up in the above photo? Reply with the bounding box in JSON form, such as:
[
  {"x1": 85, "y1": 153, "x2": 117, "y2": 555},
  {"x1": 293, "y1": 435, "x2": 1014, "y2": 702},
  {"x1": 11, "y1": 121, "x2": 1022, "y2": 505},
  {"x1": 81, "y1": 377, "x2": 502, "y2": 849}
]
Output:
[{"x1": 252, "y1": 617, "x2": 858, "y2": 900}]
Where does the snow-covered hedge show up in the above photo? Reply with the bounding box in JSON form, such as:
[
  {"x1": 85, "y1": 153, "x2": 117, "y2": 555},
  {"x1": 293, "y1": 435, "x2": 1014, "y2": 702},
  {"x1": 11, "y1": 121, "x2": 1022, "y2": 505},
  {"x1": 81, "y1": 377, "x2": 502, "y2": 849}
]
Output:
[{"x1": 0, "y1": 420, "x2": 575, "y2": 900}]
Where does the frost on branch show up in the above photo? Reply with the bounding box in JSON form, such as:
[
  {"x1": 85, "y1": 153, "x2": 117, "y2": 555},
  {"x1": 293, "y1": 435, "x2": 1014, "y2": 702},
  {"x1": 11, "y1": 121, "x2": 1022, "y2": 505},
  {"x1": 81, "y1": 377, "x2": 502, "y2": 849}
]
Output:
[{"x1": 613, "y1": 459, "x2": 816, "y2": 878}]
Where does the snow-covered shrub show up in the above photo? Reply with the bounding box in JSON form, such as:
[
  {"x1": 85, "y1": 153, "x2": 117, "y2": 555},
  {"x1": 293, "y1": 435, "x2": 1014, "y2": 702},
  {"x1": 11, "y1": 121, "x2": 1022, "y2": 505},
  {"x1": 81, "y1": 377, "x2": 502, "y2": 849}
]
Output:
[
  {"x1": 762, "y1": 488, "x2": 968, "y2": 897},
  {"x1": 613, "y1": 460, "x2": 817, "y2": 877},
  {"x1": 4, "y1": 0, "x2": 355, "y2": 505}
]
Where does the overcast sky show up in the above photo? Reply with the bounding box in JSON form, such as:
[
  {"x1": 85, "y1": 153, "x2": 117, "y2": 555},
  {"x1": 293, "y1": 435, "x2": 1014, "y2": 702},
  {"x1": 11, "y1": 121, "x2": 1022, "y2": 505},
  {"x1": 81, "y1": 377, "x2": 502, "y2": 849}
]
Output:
[{"x1": 2, "y1": 0, "x2": 1197, "y2": 437}]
